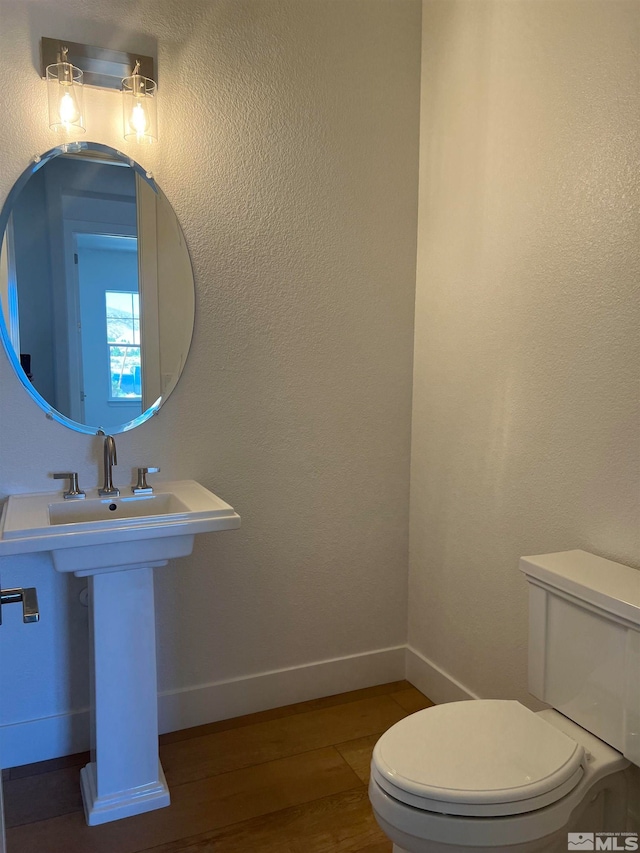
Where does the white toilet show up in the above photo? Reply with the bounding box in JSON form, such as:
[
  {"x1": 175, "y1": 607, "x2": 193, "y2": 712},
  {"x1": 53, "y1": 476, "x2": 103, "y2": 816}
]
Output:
[{"x1": 369, "y1": 550, "x2": 639, "y2": 852}]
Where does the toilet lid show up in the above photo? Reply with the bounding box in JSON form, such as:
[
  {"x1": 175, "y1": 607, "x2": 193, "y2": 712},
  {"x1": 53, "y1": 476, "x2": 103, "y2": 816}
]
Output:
[{"x1": 372, "y1": 700, "x2": 585, "y2": 817}]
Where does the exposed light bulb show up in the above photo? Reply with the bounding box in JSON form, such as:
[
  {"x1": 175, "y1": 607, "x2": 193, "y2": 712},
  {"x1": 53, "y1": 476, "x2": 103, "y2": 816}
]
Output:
[
  {"x1": 46, "y1": 48, "x2": 84, "y2": 133},
  {"x1": 129, "y1": 100, "x2": 150, "y2": 136},
  {"x1": 59, "y1": 87, "x2": 80, "y2": 125},
  {"x1": 122, "y1": 61, "x2": 157, "y2": 142}
]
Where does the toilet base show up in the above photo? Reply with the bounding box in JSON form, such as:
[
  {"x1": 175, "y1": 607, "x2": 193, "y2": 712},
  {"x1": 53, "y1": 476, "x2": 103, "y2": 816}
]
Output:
[
  {"x1": 393, "y1": 835, "x2": 567, "y2": 853},
  {"x1": 372, "y1": 767, "x2": 629, "y2": 853},
  {"x1": 380, "y1": 812, "x2": 572, "y2": 852},
  {"x1": 391, "y1": 839, "x2": 568, "y2": 853}
]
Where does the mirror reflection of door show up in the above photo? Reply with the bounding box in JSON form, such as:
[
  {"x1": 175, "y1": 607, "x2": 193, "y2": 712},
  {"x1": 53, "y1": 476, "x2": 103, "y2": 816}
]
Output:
[
  {"x1": 59, "y1": 168, "x2": 140, "y2": 429},
  {"x1": 75, "y1": 233, "x2": 140, "y2": 427}
]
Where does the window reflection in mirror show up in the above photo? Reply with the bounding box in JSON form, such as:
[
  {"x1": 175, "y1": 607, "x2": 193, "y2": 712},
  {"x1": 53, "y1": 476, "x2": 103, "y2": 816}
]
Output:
[{"x1": 106, "y1": 289, "x2": 141, "y2": 403}]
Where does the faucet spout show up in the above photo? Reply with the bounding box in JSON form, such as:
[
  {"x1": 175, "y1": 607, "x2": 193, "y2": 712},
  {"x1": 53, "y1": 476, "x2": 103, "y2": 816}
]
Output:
[{"x1": 98, "y1": 435, "x2": 120, "y2": 497}]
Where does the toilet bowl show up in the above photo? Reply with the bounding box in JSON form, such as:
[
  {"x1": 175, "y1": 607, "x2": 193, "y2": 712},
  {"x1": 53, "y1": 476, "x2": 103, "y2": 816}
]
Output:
[
  {"x1": 369, "y1": 703, "x2": 629, "y2": 852},
  {"x1": 369, "y1": 551, "x2": 639, "y2": 852}
]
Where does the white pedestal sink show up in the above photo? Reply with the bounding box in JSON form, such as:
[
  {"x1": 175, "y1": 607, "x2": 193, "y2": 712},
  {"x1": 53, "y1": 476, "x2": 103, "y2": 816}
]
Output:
[{"x1": 0, "y1": 480, "x2": 240, "y2": 825}]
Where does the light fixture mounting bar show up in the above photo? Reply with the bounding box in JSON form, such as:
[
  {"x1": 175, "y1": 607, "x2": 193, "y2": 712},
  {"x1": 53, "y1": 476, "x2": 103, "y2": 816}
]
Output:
[{"x1": 40, "y1": 38, "x2": 155, "y2": 91}]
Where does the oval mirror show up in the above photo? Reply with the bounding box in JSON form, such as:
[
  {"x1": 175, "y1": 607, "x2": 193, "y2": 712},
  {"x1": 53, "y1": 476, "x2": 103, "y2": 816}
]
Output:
[{"x1": 0, "y1": 142, "x2": 195, "y2": 434}]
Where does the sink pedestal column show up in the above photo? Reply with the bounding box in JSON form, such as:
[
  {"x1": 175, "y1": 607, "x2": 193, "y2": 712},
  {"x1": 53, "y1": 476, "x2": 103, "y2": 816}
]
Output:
[{"x1": 80, "y1": 565, "x2": 170, "y2": 826}]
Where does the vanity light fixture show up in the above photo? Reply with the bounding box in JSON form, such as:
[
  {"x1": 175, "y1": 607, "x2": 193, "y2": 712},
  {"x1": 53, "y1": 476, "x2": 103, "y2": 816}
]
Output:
[
  {"x1": 41, "y1": 38, "x2": 157, "y2": 142},
  {"x1": 122, "y1": 60, "x2": 158, "y2": 143},
  {"x1": 45, "y1": 46, "x2": 85, "y2": 133}
]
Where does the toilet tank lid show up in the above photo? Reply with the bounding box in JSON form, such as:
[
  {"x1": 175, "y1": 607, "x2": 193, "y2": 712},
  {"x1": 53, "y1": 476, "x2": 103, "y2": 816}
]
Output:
[{"x1": 520, "y1": 550, "x2": 640, "y2": 627}]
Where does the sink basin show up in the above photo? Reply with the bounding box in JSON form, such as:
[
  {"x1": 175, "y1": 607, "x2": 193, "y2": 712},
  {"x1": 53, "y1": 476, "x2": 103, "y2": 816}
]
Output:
[
  {"x1": 49, "y1": 492, "x2": 190, "y2": 526},
  {"x1": 0, "y1": 478, "x2": 240, "y2": 827},
  {"x1": 0, "y1": 479, "x2": 240, "y2": 570}
]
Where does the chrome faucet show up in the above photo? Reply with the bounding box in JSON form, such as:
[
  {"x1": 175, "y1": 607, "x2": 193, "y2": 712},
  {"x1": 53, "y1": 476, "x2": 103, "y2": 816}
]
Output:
[{"x1": 98, "y1": 434, "x2": 120, "y2": 497}]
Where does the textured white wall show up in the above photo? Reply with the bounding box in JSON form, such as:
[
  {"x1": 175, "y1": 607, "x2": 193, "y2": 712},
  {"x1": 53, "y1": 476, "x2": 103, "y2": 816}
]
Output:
[
  {"x1": 0, "y1": 0, "x2": 420, "y2": 750},
  {"x1": 410, "y1": 0, "x2": 640, "y2": 703}
]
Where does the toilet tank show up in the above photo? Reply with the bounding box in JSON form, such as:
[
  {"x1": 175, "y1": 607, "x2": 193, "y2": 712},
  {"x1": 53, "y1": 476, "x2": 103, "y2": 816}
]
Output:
[{"x1": 520, "y1": 550, "x2": 640, "y2": 767}]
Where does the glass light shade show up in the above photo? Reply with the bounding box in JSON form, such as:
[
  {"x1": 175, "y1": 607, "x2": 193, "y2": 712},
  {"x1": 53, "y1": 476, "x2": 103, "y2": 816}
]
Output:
[
  {"x1": 122, "y1": 73, "x2": 157, "y2": 143},
  {"x1": 46, "y1": 62, "x2": 85, "y2": 133}
]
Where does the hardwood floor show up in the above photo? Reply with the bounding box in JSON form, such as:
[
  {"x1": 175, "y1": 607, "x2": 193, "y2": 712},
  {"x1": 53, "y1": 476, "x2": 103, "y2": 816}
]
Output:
[{"x1": 4, "y1": 681, "x2": 433, "y2": 853}]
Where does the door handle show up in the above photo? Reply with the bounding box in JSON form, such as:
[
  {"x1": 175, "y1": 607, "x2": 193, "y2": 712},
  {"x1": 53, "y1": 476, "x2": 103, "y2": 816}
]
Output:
[{"x1": 0, "y1": 587, "x2": 39, "y2": 625}]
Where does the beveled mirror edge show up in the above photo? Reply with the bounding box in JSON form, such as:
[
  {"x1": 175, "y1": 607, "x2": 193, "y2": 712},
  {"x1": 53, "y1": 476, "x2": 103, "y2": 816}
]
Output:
[{"x1": 0, "y1": 142, "x2": 195, "y2": 436}]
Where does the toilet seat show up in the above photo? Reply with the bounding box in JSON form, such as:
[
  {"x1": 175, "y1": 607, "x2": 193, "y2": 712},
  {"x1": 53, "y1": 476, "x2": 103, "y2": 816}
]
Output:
[{"x1": 372, "y1": 700, "x2": 585, "y2": 817}]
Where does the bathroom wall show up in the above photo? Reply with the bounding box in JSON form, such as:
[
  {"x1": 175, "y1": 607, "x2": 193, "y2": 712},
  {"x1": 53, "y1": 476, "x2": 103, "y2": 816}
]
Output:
[
  {"x1": 409, "y1": 0, "x2": 640, "y2": 703},
  {"x1": 0, "y1": 0, "x2": 421, "y2": 764}
]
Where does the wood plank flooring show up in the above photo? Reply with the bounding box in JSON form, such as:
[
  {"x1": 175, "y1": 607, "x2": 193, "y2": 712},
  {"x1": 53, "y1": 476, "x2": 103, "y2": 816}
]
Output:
[{"x1": 4, "y1": 680, "x2": 433, "y2": 853}]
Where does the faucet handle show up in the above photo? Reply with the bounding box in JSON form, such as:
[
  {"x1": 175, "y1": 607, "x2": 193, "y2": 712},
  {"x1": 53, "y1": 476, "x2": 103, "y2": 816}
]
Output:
[
  {"x1": 0, "y1": 587, "x2": 39, "y2": 625},
  {"x1": 53, "y1": 472, "x2": 86, "y2": 500},
  {"x1": 132, "y1": 467, "x2": 160, "y2": 495}
]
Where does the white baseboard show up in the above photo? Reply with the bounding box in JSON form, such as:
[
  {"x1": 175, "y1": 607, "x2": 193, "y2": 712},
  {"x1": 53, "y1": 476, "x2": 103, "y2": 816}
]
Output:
[
  {"x1": 158, "y1": 644, "x2": 406, "y2": 734},
  {"x1": 0, "y1": 708, "x2": 91, "y2": 769},
  {"x1": 0, "y1": 644, "x2": 406, "y2": 768},
  {"x1": 405, "y1": 646, "x2": 480, "y2": 704}
]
